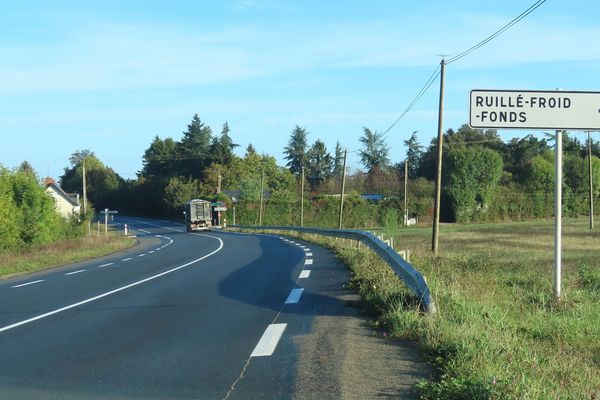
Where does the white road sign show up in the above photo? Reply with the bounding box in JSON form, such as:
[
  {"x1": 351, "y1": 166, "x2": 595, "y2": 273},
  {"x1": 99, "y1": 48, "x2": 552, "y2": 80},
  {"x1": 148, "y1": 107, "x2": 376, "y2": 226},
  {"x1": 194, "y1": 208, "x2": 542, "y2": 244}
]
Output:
[{"x1": 469, "y1": 89, "x2": 600, "y2": 130}]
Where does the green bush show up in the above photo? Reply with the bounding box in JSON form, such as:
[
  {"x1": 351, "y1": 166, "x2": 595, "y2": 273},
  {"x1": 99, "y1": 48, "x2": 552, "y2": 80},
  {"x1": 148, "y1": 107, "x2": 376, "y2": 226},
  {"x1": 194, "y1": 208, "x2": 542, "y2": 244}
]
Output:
[
  {"x1": 0, "y1": 165, "x2": 86, "y2": 253},
  {"x1": 0, "y1": 168, "x2": 22, "y2": 251}
]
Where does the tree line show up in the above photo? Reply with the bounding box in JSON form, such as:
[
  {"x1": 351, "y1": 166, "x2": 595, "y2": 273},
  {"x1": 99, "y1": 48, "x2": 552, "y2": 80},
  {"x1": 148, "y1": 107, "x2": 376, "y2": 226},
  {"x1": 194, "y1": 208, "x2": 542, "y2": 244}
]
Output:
[
  {"x1": 4, "y1": 114, "x2": 596, "y2": 253},
  {"x1": 55, "y1": 114, "x2": 599, "y2": 227}
]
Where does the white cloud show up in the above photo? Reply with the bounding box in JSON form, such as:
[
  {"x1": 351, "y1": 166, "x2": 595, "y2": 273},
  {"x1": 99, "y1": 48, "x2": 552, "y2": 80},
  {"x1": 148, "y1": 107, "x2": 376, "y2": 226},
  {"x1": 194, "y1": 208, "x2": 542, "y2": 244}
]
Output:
[{"x1": 0, "y1": 10, "x2": 597, "y2": 96}]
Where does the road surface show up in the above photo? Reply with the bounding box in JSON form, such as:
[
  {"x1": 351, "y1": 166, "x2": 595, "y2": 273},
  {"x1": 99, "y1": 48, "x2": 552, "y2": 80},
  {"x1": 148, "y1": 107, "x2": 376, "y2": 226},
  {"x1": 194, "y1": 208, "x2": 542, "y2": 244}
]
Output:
[{"x1": 0, "y1": 216, "x2": 427, "y2": 399}]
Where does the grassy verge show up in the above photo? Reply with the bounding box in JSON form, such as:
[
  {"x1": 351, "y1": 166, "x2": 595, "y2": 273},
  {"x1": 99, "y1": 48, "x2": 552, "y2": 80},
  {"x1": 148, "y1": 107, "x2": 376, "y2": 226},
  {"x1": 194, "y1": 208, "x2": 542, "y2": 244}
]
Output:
[
  {"x1": 261, "y1": 218, "x2": 599, "y2": 399},
  {"x1": 0, "y1": 234, "x2": 135, "y2": 279}
]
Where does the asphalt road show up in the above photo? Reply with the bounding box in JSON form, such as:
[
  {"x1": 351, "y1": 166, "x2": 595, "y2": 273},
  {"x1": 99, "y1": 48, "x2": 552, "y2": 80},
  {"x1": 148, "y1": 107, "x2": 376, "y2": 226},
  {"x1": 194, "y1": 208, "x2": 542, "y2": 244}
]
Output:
[{"x1": 0, "y1": 216, "x2": 366, "y2": 399}]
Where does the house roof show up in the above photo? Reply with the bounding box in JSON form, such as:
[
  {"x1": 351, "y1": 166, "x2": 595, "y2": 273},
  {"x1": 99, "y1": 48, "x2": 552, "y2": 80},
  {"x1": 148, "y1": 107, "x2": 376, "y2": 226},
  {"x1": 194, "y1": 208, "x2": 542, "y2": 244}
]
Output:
[{"x1": 46, "y1": 182, "x2": 80, "y2": 207}]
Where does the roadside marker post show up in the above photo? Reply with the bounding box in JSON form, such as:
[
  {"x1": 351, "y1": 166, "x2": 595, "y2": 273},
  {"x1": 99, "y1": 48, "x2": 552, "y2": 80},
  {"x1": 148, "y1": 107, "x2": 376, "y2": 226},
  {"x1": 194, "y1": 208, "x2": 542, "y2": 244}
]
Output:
[{"x1": 469, "y1": 89, "x2": 600, "y2": 300}]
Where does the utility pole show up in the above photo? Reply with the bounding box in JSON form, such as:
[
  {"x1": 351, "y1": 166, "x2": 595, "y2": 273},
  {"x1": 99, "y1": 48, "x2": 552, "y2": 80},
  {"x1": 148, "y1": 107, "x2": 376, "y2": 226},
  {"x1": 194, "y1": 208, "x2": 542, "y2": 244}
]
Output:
[
  {"x1": 338, "y1": 150, "x2": 347, "y2": 229},
  {"x1": 432, "y1": 57, "x2": 446, "y2": 254},
  {"x1": 300, "y1": 167, "x2": 305, "y2": 227},
  {"x1": 217, "y1": 170, "x2": 222, "y2": 194},
  {"x1": 554, "y1": 129, "x2": 563, "y2": 300},
  {"x1": 104, "y1": 208, "x2": 109, "y2": 237},
  {"x1": 259, "y1": 170, "x2": 264, "y2": 226},
  {"x1": 404, "y1": 159, "x2": 408, "y2": 226},
  {"x1": 588, "y1": 131, "x2": 594, "y2": 229},
  {"x1": 82, "y1": 160, "x2": 87, "y2": 218}
]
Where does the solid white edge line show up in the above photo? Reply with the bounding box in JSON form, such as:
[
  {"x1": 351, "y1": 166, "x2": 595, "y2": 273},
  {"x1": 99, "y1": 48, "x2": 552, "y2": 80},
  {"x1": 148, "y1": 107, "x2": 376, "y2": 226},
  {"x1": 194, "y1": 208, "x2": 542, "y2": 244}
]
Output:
[
  {"x1": 284, "y1": 288, "x2": 304, "y2": 304},
  {"x1": 251, "y1": 323, "x2": 287, "y2": 357},
  {"x1": 305, "y1": 259, "x2": 313, "y2": 265},
  {"x1": 12, "y1": 280, "x2": 45, "y2": 288},
  {"x1": 299, "y1": 270, "x2": 311, "y2": 279},
  {"x1": 65, "y1": 270, "x2": 86, "y2": 276},
  {"x1": 0, "y1": 234, "x2": 224, "y2": 334}
]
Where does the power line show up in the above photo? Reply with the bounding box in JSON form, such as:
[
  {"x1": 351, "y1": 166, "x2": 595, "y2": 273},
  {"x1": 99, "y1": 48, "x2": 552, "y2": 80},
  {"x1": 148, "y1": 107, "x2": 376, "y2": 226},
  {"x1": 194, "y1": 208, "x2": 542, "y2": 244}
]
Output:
[
  {"x1": 378, "y1": 0, "x2": 546, "y2": 141},
  {"x1": 381, "y1": 65, "x2": 441, "y2": 139},
  {"x1": 446, "y1": 0, "x2": 546, "y2": 65}
]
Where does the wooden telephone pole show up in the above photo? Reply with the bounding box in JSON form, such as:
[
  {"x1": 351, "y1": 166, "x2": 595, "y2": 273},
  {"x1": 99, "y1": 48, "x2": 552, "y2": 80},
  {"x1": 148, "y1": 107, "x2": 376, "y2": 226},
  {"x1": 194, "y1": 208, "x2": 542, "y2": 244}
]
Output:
[
  {"x1": 338, "y1": 150, "x2": 347, "y2": 229},
  {"x1": 432, "y1": 58, "x2": 446, "y2": 253},
  {"x1": 82, "y1": 160, "x2": 87, "y2": 217},
  {"x1": 404, "y1": 159, "x2": 408, "y2": 225},
  {"x1": 259, "y1": 170, "x2": 265, "y2": 226},
  {"x1": 300, "y1": 167, "x2": 305, "y2": 227}
]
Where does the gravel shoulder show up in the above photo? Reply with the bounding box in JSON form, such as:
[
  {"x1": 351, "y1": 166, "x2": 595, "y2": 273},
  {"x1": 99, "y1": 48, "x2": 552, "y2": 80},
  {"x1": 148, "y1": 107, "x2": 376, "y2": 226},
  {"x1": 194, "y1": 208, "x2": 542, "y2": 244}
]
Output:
[{"x1": 291, "y1": 241, "x2": 430, "y2": 400}]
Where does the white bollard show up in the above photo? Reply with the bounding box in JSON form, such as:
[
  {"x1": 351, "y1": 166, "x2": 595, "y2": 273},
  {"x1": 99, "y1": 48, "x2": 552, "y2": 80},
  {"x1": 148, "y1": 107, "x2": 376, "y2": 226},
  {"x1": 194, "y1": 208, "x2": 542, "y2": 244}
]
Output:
[{"x1": 124, "y1": 224, "x2": 128, "y2": 236}]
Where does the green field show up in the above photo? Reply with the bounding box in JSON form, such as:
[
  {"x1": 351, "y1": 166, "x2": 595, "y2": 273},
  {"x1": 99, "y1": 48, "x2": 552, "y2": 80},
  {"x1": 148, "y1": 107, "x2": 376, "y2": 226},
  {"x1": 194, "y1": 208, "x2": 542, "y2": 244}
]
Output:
[
  {"x1": 300, "y1": 218, "x2": 599, "y2": 399},
  {"x1": 0, "y1": 234, "x2": 135, "y2": 279}
]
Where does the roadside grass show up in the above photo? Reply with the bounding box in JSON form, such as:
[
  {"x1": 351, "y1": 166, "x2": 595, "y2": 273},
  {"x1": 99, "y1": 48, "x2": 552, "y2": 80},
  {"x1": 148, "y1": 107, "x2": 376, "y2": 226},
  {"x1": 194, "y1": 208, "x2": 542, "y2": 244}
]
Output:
[
  {"x1": 291, "y1": 218, "x2": 599, "y2": 399},
  {"x1": 0, "y1": 234, "x2": 135, "y2": 279}
]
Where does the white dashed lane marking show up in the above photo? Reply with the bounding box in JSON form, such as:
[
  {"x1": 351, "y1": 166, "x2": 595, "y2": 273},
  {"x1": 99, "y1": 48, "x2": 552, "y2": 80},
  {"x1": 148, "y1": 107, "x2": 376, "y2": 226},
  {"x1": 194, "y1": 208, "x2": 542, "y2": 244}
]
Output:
[
  {"x1": 305, "y1": 259, "x2": 313, "y2": 265},
  {"x1": 12, "y1": 280, "x2": 45, "y2": 288},
  {"x1": 251, "y1": 324, "x2": 287, "y2": 357},
  {"x1": 285, "y1": 288, "x2": 304, "y2": 304},
  {"x1": 98, "y1": 262, "x2": 114, "y2": 268},
  {"x1": 299, "y1": 270, "x2": 311, "y2": 279},
  {"x1": 65, "y1": 270, "x2": 86, "y2": 276}
]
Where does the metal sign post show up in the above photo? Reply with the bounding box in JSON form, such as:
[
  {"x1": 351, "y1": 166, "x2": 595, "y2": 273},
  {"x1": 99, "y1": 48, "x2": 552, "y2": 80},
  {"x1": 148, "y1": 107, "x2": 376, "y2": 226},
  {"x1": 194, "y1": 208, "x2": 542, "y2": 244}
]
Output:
[
  {"x1": 554, "y1": 130, "x2": 562, "y2": 299},
  {"x1": 99, "y1": 209, "x2": 119, "y2": 237},
  {"x1": 469, "y1": 89, "x2": 600, "y2": 300}
]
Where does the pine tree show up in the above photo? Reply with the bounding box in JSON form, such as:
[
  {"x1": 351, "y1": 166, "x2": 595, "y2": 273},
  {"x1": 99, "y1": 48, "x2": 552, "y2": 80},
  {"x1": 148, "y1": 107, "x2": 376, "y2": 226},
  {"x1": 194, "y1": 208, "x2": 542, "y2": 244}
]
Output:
[
  {"x1": 210, "y1": 121, "x2": 239, "y2": 166},
  {"x1": 333, "y1": 141, "x2": 344, "y2": 179},
  {"x1": 178, "y1": 114, "x2": 212, "y2": 178},
  {"x1": 359, "y1": 127, "x2": 389, "y2": 173},
  {"x1": 306, "y1": 139, "x2": 333, "y2": 189},
  {"x1": 404, "y1": 131, "x2": 423, "y2": 179},
  {"x1": 245, "y1": 143, "x2": 257, "y2": 157},
  {"x1": 284, "y1": 125, "x2": 308, "y2": 175}
]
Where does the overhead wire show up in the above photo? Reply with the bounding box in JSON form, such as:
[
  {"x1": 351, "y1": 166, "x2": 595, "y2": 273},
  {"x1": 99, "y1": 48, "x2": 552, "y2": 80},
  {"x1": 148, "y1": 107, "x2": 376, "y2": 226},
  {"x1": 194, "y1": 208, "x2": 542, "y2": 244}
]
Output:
[
  {"x1": 378, "y1": 0, "x2": 547, "y2": 142},
  {"x1": 446, "y1": 0, "x2": 547, "y2": 65},
  {"x1": 380, "y1": 65, "x2": 441, "y2": 140}
]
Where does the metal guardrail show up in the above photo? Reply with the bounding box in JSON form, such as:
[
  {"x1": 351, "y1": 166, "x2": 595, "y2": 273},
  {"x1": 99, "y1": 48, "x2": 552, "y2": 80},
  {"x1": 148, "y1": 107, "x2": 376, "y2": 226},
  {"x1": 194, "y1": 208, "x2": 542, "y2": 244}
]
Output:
[{"x1": 231, "y1": 225, "x2": 436, "y2": 314}]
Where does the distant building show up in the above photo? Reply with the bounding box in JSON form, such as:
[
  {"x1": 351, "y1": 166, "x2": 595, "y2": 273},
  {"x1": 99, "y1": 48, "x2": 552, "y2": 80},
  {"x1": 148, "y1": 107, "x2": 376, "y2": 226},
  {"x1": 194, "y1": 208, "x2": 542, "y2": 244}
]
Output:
[
  {"x1": 361, "y1": 193, "x2": 384, "y2": 201},
  {"x1": 44, "y1": 177, "x2": 81, "y2": 218},
  {"x1": 222, "y1": 190, "x2": 241, "y2": 203}
]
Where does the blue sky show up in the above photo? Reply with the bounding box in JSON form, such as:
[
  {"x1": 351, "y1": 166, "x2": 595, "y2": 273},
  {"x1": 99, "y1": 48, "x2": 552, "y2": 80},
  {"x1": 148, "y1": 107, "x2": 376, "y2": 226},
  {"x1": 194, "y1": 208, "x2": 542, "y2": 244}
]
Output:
[{"x1": 1, "y1": 0, "x2": 599, "y2": 180}]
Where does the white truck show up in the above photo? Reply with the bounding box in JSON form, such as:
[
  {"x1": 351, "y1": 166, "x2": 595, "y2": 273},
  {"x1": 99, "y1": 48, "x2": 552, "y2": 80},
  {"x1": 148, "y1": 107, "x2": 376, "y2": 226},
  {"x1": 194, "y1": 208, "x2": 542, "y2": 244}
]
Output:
[{"x1": 184, "y1": 199, "x2": 212, "y2": 232}]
